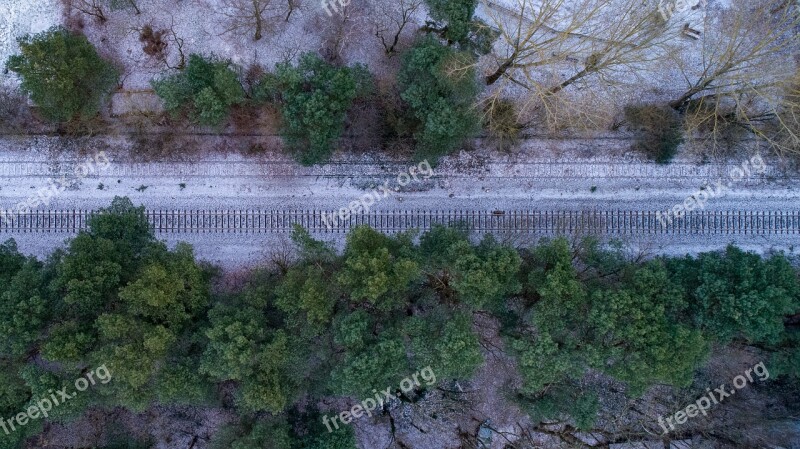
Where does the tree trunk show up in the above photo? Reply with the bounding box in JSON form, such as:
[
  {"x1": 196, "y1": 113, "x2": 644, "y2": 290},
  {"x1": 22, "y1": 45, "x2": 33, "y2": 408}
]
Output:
[
  {"x1": 669, "y1": 85, "x2": 709, "y2": 110},
  {"x1": 253, "y1": 0, "x2": 263, "y2": 40},
  {"x1": 669, "y1": 65, "x2": 732, "y2": 110},
  {"x1": 486, "y1": 53, "x2": 517, "y2": 85},
  {"x1": 286, "y1": 0, "x2": 296, "y2": 21},
  {"x1": 548, "y1": 66, "x2": 592, "y2": 94}
]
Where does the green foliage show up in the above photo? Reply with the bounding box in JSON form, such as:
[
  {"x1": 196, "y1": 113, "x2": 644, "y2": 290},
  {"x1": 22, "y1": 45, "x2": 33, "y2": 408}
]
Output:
[
  {"x1": 18, "y1": 365, "x2": 91, "y2": 423},
  {"x1": 210, "y1": 413, "x2": 355, "y2": 449},
  {"x1": 420, "y1": 226, "x2": 521, "y2": 308},
  {"x1": 42, "y1": 197, "x2": 211, "y2": 411},
  {"x1": 304, "y1": 425, "x2": 357, "y2": 449},
  {"x1": 423, "y1": 0, "x2": 496, "y2": 55},
  {"x1": 155, "y1": 360, "x2": 213, "y2": 405},
  {"x1": 200, "y1": 303, "x2": 299, "y2": 413},
  {"x1": 0, "y1": 195, "x2": 795, "y2": 443},
  {"x1": 586, "y1": 263, "x2": 707, "y2": 395},
  {"x1": 0, "y1": 362, "x2": 29, "y2": 418},
  {"x1": 273, "y1": 53, "x2": 372, "y2": 165},
  {"x1": 424, "y1": 0, "x2": 476, "y2": 43},
  {"x1": 667, "y1": 246, "x2": 800, "y2": 344},
  {"x1": 329, "y1": 334, "x2": 408, "y2": 396},
  {"x1": 405, "y1": 312, "x2": 483, "y2": 379},
  {"x1": 337, "y1": 226, "x2": 420, "y2": 312},
  {"x1": 398, "y1": 37, "x2": 481, "y2": 162},
  {"x1": 211, "y1": 419, "x2": 293, "y2": 449},
  {"x1": 513, "y1": 238, "x2": 708, "y2": 405},
  {"x1": 770, "y1": 330, "x2": 800, "y2": 380},
  {"x1": 5, "y1": 27, "x2": 119, "y2": 122},
  {"x1": 276, "y1": 265, "x2": 337, "y2": 329},
  {"x1": 624, "y1": 104, "x2": 684, "y2": 164},
  {"x1": 152, "y1": 54, "x2": 245, "y2": 126},
  {"x1": 516, "y1": 385, "x2": 599, "y2": 431},
  {"x1": 0, "y1": 244, "x2": 51, "y2": 359}
]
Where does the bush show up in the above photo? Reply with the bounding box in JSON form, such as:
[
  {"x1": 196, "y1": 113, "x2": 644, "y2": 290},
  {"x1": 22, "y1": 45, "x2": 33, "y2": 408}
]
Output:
[
  {"x1": 484, "y1": 97, "x2": 522, "y2": 151},
  {"x1": 151, "y1": 54, "x2": 245, "y2": 127},
  {"x1": 398, "y1": 36, "x2": 481, "y2": 163},
  {"x1": 273, "y1": 53, "x2": 372, "y2": 165},
  {"x1": 5, "y1": 27, "x2": 119, "y2": 123},
  {"x1": 624, "y1": 104, "x2": 684, "y2": 163},
  {"x1": 0, "y1": 88, "x2": 36, "y2": 133}
]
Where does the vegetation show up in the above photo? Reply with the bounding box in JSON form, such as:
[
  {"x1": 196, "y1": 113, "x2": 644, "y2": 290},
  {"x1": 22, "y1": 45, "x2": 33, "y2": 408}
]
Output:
[
  {"x1": 152, "y1": 54, "x2": 245, "y2": 127},
  {"x1": 422, "y1": 0, "x2": 495, "y2": 55},
  {"x1": 269, "y1": 53, "x2": 372, "y2": 165},
  {"x1": 5, "y1": 27, "x2": 119, "y2": 123},
  {"x1": 624, "y1": 104, "x2": 684, "y2": 163},
  {"x1": 0, "y1": 198, "x2": 796, "y2": 447},
  {"x1": 398, "y1": 36, "x2": 482, "y2": 162}
]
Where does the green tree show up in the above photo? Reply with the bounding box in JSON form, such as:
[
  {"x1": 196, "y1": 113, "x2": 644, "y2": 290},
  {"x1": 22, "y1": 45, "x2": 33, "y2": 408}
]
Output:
[
  {"x1": 586, "y1": 263, "x2": 707, "y2": 395},
  {"x1": 328, "y1": 334, "x2": 408, "y2": 396},
  {"x1": 200, "y1": 276, "x2": 311, "y2": 413},
  {"x1": 667, "y1": 246, "x2": 800, "y2": 344},
  {"x1": 274, "y1": 228, "x2": 340, "y2": 331},
  {"x1": 210, "y1": 419, "x2": 293, "y2": 449},
  {"x1": 512, "y1": 238, "x2": 707, "y2": 417},
  {"x1": 422, "y1": 0, "x2": 495, "y2": 54},
  {"x1": 404, "y1": 311, "x2": 482, "y2": 379},
  {"x1": 0, "y1": 240, "x2": 52, "y2": 359},
  {"x1": 273, "y1": 53, "x2": 372, "y2": 165},
  {"x1": 419, "y1": 225, "x2": 521, "y2": 309},
  {"x1": 337, "y1": 226, "x2": 420, "y2": 312},
  {"x1": 152, "y1": 54, "x2": 245, "y2": 126},
  {"x1": 398, "y1": 37, "x2": 481, "y2": 162},
  {"x1": 42, "y1": 198, "x2": 211, "y2": 411},
  {"x1": 5, "y1": 27, "x2": 118, "y2": 122},
  {"x1": 424, "y1": 0, "x2": 476, "y2": 43}
]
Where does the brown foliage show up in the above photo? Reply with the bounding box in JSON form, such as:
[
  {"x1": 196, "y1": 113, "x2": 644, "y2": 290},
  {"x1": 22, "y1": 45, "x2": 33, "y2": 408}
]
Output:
[{"x1": 139, "y1": 25, "x2": 167, "y2": 58}]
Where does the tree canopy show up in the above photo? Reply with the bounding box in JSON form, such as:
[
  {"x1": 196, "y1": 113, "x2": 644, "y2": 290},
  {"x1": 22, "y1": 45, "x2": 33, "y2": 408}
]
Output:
[
  {"x1": 271, "y1": 53, "x2": 372, "y2": 165},
  {"x1": 0, "y1": 198, "x2": 796, "y2": 446},
  {"x1": 5, "y1": 27, "x2": 119, "y2": 122},
  {"x1": 152, "y1": 54, "x2": 245, "y2": 127},
  {"x1": 398, "y1": 36, "x2": 482, "y2": 162}
]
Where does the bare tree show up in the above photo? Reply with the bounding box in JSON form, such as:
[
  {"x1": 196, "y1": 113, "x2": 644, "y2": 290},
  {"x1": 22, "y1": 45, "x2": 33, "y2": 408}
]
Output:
[
  {"x1": 317, "y1": 0, "x2": 361, "y2": 64},
  {"x1": 369, "y1": 0, "x2": 423, "y2": 55},
  {"x1": 218, "y1": 0, "x2": 298, "y2": 41},
  {"x1": 670, "y1": 0, "x2": 800, "y2": 156},
  {"x1": 745, "y1": 69, "x2": 800, "y2": 159},
  {"x1": 70, "y1": 0, "x2": 108, "y2": 23},
  {"x1": 482, "y1": 0, "x2": 670, "y2": 87},
  {"x1": 670, "y1": 0, "x2": 798, "y2": 110},
  {"x1": 481, "y1": 0, "x2": 676, "y2": 132},
  {"x1": 165, "y1": 18, "x2": 187, "y2": 70},
  {"x1": 130, "y1": 17, "x2": 186, "y2": 70},
  {"x1": 285, "y1": 0, "x2": 300, "y2": 21}
]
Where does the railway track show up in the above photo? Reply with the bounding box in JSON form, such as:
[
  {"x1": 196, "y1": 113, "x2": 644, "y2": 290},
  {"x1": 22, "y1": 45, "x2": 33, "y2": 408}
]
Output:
[{"x1": 1, "y1": 209, "x2": 799, "y2": 236}]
